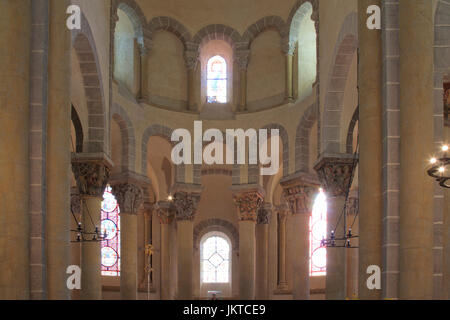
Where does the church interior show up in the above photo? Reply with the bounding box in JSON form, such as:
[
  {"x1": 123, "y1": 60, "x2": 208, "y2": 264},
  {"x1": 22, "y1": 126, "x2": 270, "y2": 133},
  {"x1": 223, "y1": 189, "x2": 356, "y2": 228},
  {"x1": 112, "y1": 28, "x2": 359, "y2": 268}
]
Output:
[{"x1": 0, "y1": 0, "x2": 449, "y2": 301}]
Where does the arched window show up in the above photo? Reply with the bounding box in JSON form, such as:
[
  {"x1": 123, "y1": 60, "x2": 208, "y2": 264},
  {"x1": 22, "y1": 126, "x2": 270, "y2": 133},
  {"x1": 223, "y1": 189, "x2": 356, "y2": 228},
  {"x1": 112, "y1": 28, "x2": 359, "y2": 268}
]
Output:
[
  {"x1": 101, "y1": 186, "x2": 121, "y2": 276},
  {"x1": 207, "y1": 55, "x2": 227, "y2": 103},
  {"x1": 310, "y1": 188, "x2": 327, "y2": 276},
  {"x1": 201, "y1": 233, "x2": 231, "y2": 283}
]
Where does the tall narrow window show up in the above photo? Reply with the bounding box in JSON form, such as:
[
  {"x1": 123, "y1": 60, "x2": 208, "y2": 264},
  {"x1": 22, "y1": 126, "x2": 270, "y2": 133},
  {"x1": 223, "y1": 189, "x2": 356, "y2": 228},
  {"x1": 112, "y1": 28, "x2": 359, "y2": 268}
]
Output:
[
  {"x1": 101, "y1": 186, "x2": 121, "y2": 276},
  {"x1": 310, "y1": 188, "x2": 327, "y2": 276},
  {"x1": 201, "y1": 234, "x2": 230, "y2": 283},
  {"x1": 207, "y1": 55, "x2": 227, "y2": 103}
]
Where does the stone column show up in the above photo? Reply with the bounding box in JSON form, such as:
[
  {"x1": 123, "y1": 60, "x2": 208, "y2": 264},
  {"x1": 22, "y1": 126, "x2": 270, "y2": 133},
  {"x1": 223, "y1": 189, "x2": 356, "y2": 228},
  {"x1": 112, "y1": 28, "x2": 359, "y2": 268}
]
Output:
[
  {"x1": 255, "y1": 203, "x2": 271, "y2": 299},
  {"x1": 185, "y1": 50, "x2": 199, "y2": 111},
  {"x1": 72, "y1": 154, "x2": 112, "y2": 300},
  {"x1": 0, "y1": 0, "x2": 31, "y2": 300},
  {"x1": 399, "y1": 0, "x2": 434, "y2": 300},
  {"x1": 281, "y1": 173, "x2": 319, "y2": 300},
  {"x1": 138, "y1": 44, "x2": 150, "y2": 102},
  {"x1": 111, "y1": 181, "x2": 144, "y2": 300},
  {"x1": 155, "y1": 201, "x2": 173, "y2": 300},
  {"x1": 275, "y1": 204, "x2": 289, "y2": 292},
  {"x1": 346, "y1": 194, "x2": 359, "y2": 299},
  {"x1": 357, "y1": 0, "x2": 383, "y2": 300},
  {"x1": 315, "y1": 156, "x2": 356, "y2": 300},
  {"x1": 172, "y1": 185, "x2": 202, "y2": 300},
  {"x1": 46, "y1": 0, "x2": 72, "y2": 300},
  {"x1": 283, "y1": 41, "x2": 295, "y2": 103},
  {"x1": 70, "y1": 188, "x2": 82, "y2": 300},
  {"x1": 235, "y1": 50, "x2": 250, "y2": 112},
  {"x1": 232, "y1": 186, "x2": 265, "y2": 300}
]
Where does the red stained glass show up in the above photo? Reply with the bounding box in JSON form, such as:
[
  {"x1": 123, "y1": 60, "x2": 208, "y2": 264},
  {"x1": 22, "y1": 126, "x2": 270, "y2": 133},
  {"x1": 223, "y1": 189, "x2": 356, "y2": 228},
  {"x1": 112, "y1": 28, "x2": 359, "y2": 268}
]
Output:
[{"x1": 101, "y1": 186, "x2": 121, "y2": 276}]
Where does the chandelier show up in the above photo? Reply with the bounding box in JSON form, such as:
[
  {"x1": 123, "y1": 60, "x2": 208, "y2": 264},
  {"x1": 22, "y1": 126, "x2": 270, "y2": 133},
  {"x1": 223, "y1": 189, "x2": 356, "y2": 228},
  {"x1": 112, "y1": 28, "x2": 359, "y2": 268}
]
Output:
[
  {"x1": 70, "y1": 201, "x2": 107, "y2": 243},
  {"x1": 427, "y1": 144, "x2": 450, "y2": 189}
]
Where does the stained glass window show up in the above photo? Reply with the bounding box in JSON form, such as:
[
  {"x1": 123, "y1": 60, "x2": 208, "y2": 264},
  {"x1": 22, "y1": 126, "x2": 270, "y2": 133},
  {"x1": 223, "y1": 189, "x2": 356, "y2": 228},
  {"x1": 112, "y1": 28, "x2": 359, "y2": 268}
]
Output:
[
  {"x1": 201, "y1": 235, "x2": 230, "y2": 283},
  {"x1": 207, "y1": 56, "x2": 227, "y2": 103},
  {"x1": 101, "y1": 186, "x2": 121, "y2": 276},
  {"x1": 310, "y1": 188, "x2": 327, "y2": 276}
]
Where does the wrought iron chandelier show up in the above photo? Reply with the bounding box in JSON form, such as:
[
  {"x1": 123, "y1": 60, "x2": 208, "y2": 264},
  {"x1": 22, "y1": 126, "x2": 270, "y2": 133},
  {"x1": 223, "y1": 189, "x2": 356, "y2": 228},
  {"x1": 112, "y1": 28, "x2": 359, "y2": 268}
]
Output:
[
  {"x1": 427, "y1": 144, "x2": 450, "y2": 189},
  {"x1": 70, "y1": 201, "x2": 107, "y2": 243}
]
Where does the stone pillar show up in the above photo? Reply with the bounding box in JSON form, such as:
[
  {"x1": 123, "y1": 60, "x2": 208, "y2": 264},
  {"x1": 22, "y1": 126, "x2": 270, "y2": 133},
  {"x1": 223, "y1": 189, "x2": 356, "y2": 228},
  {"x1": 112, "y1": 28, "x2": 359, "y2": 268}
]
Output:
[
  {"x1": 346, "y1": 194, "x2": 359, "y2": 299},
  {"x1": 315, "y1": 156, "x2": 356, "y2": 300},
  {"x1": 235, "y1": 50, "x2": 250, "y2": 111},
  {"x1": 155, "y1": 201, "x2": 173, "y2": 300},
  {"x1": 185, "y1": 50, "x2": 199, "y2": 111},
  {"x1": 357, "y1": 0, "x2": 383, "y2": 300},
  {"x1": 70, "y1": 188, "x2": 82, "y2": 300},
  {"x1": 111, "y1": 181, "x2": 144, "y2": 300},
  {"x1": 283, "y1": 41, "x2": 295, "y2": 103},
  {"x1": 46, "y1": 0, "x2": 72, "y2": 300},
  {"x1": 172, "y1": 185, "x2": 202, "y2": 300},
  {"x1": 281, "y1": 173, "x2": 319, "y2": 300},
  {"x1": 399, "y1": 0, "x2": 434, "y2": 300},
  {"x1": 138, "y1": 44, "x2": 150, "y2": 101},
  {"x1": 275, "y1": 204, "x2": 289, "y2": 292},
  {"x1": 0, "y1": 0, "x2": 31, "y2": 299},
  {"x1": 72, "y1": 154, "x2": 112, "y2": 300},
  {"x1": 255, "y1": 203, "x2": 271, "y2": 299},
  {"x1": 232, "y1": 186, "x2": 265, "y2": 300}
]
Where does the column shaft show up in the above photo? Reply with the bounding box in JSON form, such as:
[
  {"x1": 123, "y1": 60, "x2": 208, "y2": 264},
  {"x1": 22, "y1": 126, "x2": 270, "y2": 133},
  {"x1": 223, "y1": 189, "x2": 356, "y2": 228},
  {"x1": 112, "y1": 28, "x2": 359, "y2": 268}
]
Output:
[
  {"x1": 139, "y1": 51, "x2": 149, "y2": 101},
  {"x1": 177, "y1": 220, "x2": 194, "y2": 299},
  {"x1": 81, "y1": 196, "x2": 102, "y2": 300},
  {"x1": 285, "y1": 54, "x2": 294, "y2": 102},
  {"x1": 255, "y1": 223, "x2": 269, "y2": 299},
  {"x1": 160, "y1": 222, "x2": 170, "y2": 299},
  {"x1": 0, "y1": 0, "x2": 31, "y2": 299},
  {"x1": 187, "y1": 69, "x2": 196, "y2": 111},
  {"x1": 239, "y1": 220, "x2": 256, "y2": 299},
  {"x1": 326, "y1": 195, "x2": 347, "y2": 299},
  {"x1": 399, "y1": 0, "x2": 434, "y2": 299},
  {"x1": 358, "y1": 0, "x2": 383, "y2": 300},
  {"x1": 46, "y1": 0, "x2": 71, "y2": 300},
  {"x1": 277, "y1": 213, "x2": 288, "y2": 289},
  {"x1": 291, "y1": 214, "x2": 310, "y2": 299},
  {"x1": 239, "y1": 69, "x2": 247, "y2": 111},
  {"x1": 121, "y1": 213, "x2": 138, "y2": 299}
]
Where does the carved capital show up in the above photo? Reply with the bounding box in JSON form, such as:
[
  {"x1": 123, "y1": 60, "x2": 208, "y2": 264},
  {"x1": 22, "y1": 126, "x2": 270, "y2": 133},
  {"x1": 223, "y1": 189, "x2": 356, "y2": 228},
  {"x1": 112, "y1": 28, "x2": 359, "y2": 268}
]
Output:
[
  {"x1": 233, "y1": 190, "x2": 264, "y2": 222},
  {"x1": 154, "y1": 201, "x2": 174, "y2": 225},
  {"x1": 314, "y1": 156, "x2": 356, "y2": 197},
  {"x1": 111, "y1": 183, "x2": 143, "y2": 215},
  {"x1": 139, "y1": 43, "x2": 151, "y2": 57},
  {"x1": 257, "y1": 203, "x2": 272, "y2": 225},
  {"x1": 234, "y1": 50, "x2": 251, "y2": 70},
  {"x1": 184, "y1": 50, "x2": 199, "y2": 70},
  {"x1": 283, "y1": 185, "x2": 317, "y2": 215},
  {"x1": 72, "y1": 161, "x2": 111, "y2": 198},
  {"x1": 173, "y1": 191, "x2": 201, "y2": 222}
]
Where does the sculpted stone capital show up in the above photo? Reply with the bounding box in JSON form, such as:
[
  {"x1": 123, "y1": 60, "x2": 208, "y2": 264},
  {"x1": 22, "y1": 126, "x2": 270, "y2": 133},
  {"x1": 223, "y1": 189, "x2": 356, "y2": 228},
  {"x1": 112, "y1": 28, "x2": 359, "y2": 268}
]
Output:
[
  {"x1": 71, "y1": 161, "x2": 111, "y2": 198},
  {"x1": 257, "y1": 203, "x2": 273, "y2": 225},
  {"x1": 281, "y1": 173, "x2": 320, "y2": 214},
  {"x1": 184, "y1": 50, "x2": 199, "y2": 70},
  {"x1": 234, "y1": 50, "x2": 251, "y2": 70},
  {"x1": 154, "y1": 201, "x2": 174, "y2": 225},
  {"x1": 314, "y1": 155, "x2": 356, "y2": 197},
  {"x1": 173, "y1": 191, "x2": 201, "y2": 222},
  {"x1": 111, "y1": 183, "x2": 144, "y2": 215},
  {"x1": 232, "y1": 189, "x2": 264, "y2": 222}
]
